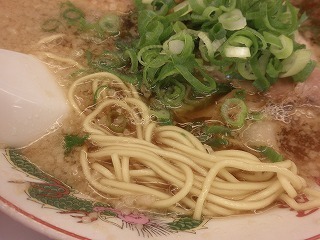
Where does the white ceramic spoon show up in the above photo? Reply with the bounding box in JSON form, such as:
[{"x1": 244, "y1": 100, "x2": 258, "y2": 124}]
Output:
[{"x1": 0, "y1": 49, "x2": 69, "y2": 148}]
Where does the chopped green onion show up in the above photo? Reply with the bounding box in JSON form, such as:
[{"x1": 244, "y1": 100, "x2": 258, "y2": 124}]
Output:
[
  {"x1": 174, "y1": 64, "x2": 217, "y2": 94},
  {"x1": 224, "y1": 46, "x2": 251, "y2": 58},
  {"x1": 152, "y1": 0, "x2": 174, "y2": 15},
  {"x1": 137, "y1": 45, "x2": 163, "y2": 66},
  {"x1": 263, "y1": 31, "x2": 282, "y2": 48},
  {"x1": 106, "y1": 111, "x2": 128, "y2": 133},
  {"x1": 173, "y1": 21, "x2": 188, "y2": 32},
  {"x1": 62, "y1": 8, "x2": 85, "y2": 23},
  {"x1": 229, "y1": 35, "x2": 253, "y2": 48},
  {"x1": 64, "y1": 134, "x2": 89, "y2": 154},
  {"x1": 261, "y1": 1, "x2": 298, "y2": 35},
  {"x1": 167, "y1": 39, "x2": 185, "y2": 55},
  {"x1": 257, "y1": 146, "x2": 283, "y2": 162},
  {"x1": 99, "y1": 14, "x2": 121, "y2": 36},
  {"x1": 218, "y1": 9, "x2": 247, "y2": 31},
  {"x1": 150, "y1": 109, "x2": 173, "y2": 125},
  {"x1": 269, "y1": 35, "x2": 293, "y2": 59},
  {"x1": 292, "y1": 61, "x2": 316, "y2": 83},
  {"x1": 90, "y1": 51, "x2": 126, "y2": 70},
  {"x1": 207, "y1": 22, "x2": 226, "y2": 40},
  {"x1": 163, "y1": 31, "x2": 195, "y2": 57},
  {"x1": 187, "y1": 0, "x2": 206, "y2": 14},
  {"x1": 156, "y1": 79, "x2": 186, "y2": 108},
  {"x1": 198, "y1": 32, "x2": 225, "y2": 61},
  {"x1": 51, "y1": 0, "x2": 314, "y2": 111},
  {"x1": 280, "y1": 49, "x2": 312, "y2": 77},
  {"x1": 250, "y1": 54, "x2": 270, "y2": 91},
  {"x1": 202, "y1": 6, "x2": 221, "y2": 21},
  {"x1": 172, "y1": 1, "x2": 192, "y2": 16},
  {"x1": 237, "y1": 62, "x2": 256, "y2": 80},
  {"x1": 266, "y1": 57, "x2": 282, "y2": 78},
  {"x1": 222, "y1": 27, "x2": 266, "y2": 60},
  {"x1": 218, "y1": 0, "x2": 236, "y2": 12},
  {"x1": 93, "y1": 85, "x2": 108, "y2": 103},
  {"x1": 129, "y1": 0, "x2": 311, "y2": 98},
  {"x1": 221, "y1": 98, "x2": 248, "y2": 128},
  {"x1": 124, "y1": 49, "x2": 139, "y2": 73}
]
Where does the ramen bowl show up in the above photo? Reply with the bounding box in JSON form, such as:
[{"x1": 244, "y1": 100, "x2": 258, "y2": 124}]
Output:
[{"x1": 1, "y1": 0, "x2": 320, "y2": 239}]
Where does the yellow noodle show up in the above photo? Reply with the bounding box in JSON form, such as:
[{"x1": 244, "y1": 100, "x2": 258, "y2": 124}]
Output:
[
  {"x1": 280, "y1": 193, "x2": 320, "y2": 210},
  {"x1": 40, "y1": 51, "x2": 84, "y2": 68},
  {"x1": 99, "y1": 178, "x2": 171, "y2": 199},
  {"x1": 205, "y1": 203, "x2": 238, "y2": 216},
  {"x1": 214, "y1": 150, "x2": 261, "y2": 162},
  {"x1": 234, "y1": 171, "x2": 275, "y2": 182},
  {"x1": 129, "y1": 169, "x2": 157, "y2": 177},
  {"x1": 65, "y1": 71, "x2": 320, "y2": 220},
  {"x1": 38, "y1": 33, "x2": 66, "y2": 44},
  {"x1": 112, "y1": 143, "x2": 207, "y2": 176},
  {"x1": 244, "y1": 181, "x2": 282, "y2": 201},
  {"x1": 90, "y1": 135, "x2": 157, "y2": 148},
  {"x1": 91, "y1": 162, "x2": 116, "y2": 180},
  {"x1": 121, "y1": 156, "x2": 130, "y2": 183},
  {"x1": 155, "y1": 125, "x2": 207, "y2": 152},
  {"x1": 68, "y1": 72, "x2": 132, "y2": 113},
  {"x1": 193, "y1": 160, "x2": 305, "y2": 219},
  {"x1": 157, "y1": 130, "x2": 196, "y2": 148},
  {"x1": 304, "y1": 188, "x2": 320, "y2": 198},
  {"x1": 144, "y1": 122, "x2": 157, "y2": 142},
  {"x1": 111, "y1": 153, "x2": 123, "y2": 181},
  {"x1": 83, "y1": 98, "x2": 144, "y2": 138},
  {"x1": 277, "y1": 173, "x2": 298, "y2": 198},
  {"x1": 80, "y1": 149, "x2": 131, "y2": 196}
]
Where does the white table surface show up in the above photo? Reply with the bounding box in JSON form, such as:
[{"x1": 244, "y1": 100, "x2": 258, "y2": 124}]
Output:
[{"x1": 0, "y1": 211, "x2": 52, "y2": 240}]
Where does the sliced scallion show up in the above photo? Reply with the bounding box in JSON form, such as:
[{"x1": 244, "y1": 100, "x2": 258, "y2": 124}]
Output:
[
  {"x1": 64, "y1": 134, "x2": 89, "y2": 154},
  {"x1": 269, "y1": 35, "x2": 293, "y2": 59},
  {"x1": 218, "y1": 9, "x2": 247, "y2": 31},
  {"x1": 156, "y1": 79, "x2": 186, "y2": 108},
  {"x1": 106, "y1": 111, "x2": 128, "y2": 133},
  {"x1": 93, "y1": 85, "x2": 108, "y2": 104},
  {"x1": 221, "y1": 98, "x2": 248, "y2": 128},
  {"x1": 224, "y1": 46, "x2": 251, "y2": 58},
  {"x1": 280, "y1": 49, "x2": 312, "y2": 77},
  {"x1": 62, "y1": 8, "x2": 85, "y2": 22},
  {"x1": 257, "y1": 146, "x2": 283, "y2": 163},
  {"x1": 150, "y1": 109, "x2": 173, "y2": 125},
  {"x1": 99, "y1": 14, "x2": 121, "y2": 36},
  {"x1": 292, "y1": 60, "x2": 316, "y2": 83}
]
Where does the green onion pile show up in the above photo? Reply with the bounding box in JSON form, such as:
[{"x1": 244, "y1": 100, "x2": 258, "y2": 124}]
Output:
[
  {"x1": 129, "y1": 0, "x2": 314, "y2": 98},
  {"x1": 43, "y1": 0, "x2": 314, "y2": 108}
]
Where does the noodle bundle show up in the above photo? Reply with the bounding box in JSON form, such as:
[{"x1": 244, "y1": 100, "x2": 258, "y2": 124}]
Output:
[{"x1": 67, "y1": 72, "x2": 320, "y2": 220}]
